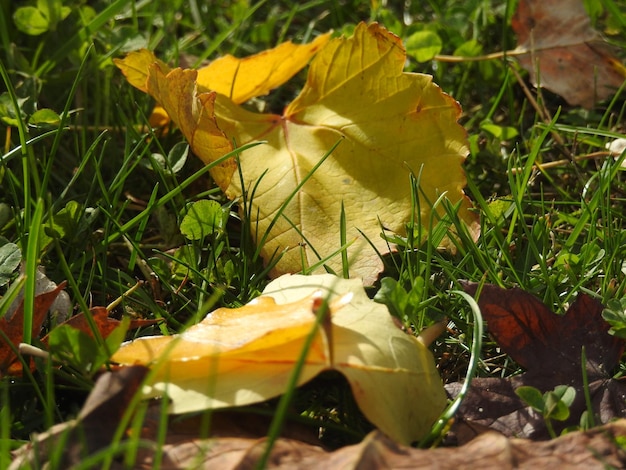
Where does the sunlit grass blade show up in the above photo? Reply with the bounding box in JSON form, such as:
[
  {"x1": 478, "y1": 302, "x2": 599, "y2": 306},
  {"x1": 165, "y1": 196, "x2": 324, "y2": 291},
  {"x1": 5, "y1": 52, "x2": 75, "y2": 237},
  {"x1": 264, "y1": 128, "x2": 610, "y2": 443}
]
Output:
[{"x1": 22, "y1": 198, "x2": 44, "y2": 345}]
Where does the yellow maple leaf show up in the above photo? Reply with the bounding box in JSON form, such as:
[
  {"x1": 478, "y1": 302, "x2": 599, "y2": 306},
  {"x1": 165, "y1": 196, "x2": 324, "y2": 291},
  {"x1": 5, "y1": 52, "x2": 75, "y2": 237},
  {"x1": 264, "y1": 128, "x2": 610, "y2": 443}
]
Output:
[
  {"x1": 195, "y1": 33, "x2": 330, "y2": 104},
  {"x1": 116, "y1": 22, "x2": 479, "y2": 284},
  {"x1": 114, "y1": 34, "x2": 329, "y2": 113},
  {"x1": 111, "y1": 274, "x2": 447, "y2": 444},
  {"x1": 114, "y1": 36, "x2": 330, "y2": 190},
  {"x1": 145, "y1": 66, "x2": 236, "y2": 189},
  {"x1": 114, "y1": 49, "x2": 170, "y2": 92}
]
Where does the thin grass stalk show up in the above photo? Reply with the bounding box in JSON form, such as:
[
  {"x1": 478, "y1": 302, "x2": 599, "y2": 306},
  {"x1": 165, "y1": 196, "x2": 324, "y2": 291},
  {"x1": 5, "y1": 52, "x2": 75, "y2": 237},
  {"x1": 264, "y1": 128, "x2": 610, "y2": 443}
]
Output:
[
  {"x1": 0, "y1": 59, "x2": 41, "y2": 229},
  {"x1": 41, "y1": 46, "x2": 95, "y2": 198},
  {"x1": 22, "y1": 198, "x2": 44, "y2": 345},
  {"x1": 407, "y1": 170, "x2": 424, "y2": 286},
  {"x1": 0, "y1": 326, "x2": 51, "y2": 419},
  {"x1": 51, "y1": 240, "x2": 108, "y2": 351},
  {"x1": 0, "y1": 383, "x2": 10, "y2": 468},
  {"x1": 193, "y1": 0, "x2": 270, "y2": 64},
  {"x1": 418, "y1": 290, "x2": 483, "y2": 447},
  {"x1": 255, "y1": 291, "x2": 336, "y2": 469},
  {"x1": 580, "y1": 346, "x2": 596, "y2": 429},
  {"x1": 340, "y1": 201, "x2": 349, "y2": 278}
]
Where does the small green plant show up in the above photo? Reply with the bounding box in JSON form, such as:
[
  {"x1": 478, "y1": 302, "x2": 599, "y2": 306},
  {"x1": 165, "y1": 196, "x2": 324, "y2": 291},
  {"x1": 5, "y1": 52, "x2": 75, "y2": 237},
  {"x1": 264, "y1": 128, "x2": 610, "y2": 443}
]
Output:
[
  {"x1": 12, "y1": 0, "x2": 72, "y2": 36},
  {"x1": 603, "y1": 298, "x2": 626, "y2": 338},
  {"x1": 515, "y1": 385, "x2": 576, "y2": 438}
]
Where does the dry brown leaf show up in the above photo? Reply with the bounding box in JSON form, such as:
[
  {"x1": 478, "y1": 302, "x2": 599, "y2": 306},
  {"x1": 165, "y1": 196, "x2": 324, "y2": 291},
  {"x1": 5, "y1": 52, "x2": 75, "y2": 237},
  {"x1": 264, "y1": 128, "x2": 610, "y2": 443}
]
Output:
[
  {"x1": 13, "y1": 366, "x2": 626, "y2": 469},
  {"x1": 45, "y1": 306, "x2": 159, "y2": 340},
  {"x1": 119, "y1": 420, "x2": 626, "y2": 468},
  {"x1": 512, "y1": 0, "x2": 626, "y2": 108},
  {"x1": 10, "y1": 365, "x2": 148, "y2": 470}
]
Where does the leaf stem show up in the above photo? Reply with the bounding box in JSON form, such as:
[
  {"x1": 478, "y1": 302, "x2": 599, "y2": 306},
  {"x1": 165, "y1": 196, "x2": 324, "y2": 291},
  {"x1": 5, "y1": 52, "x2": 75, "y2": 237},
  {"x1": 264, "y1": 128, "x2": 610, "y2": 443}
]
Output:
[{"x1": 434, "y1": 49, "x2": 521, "y2": 62}]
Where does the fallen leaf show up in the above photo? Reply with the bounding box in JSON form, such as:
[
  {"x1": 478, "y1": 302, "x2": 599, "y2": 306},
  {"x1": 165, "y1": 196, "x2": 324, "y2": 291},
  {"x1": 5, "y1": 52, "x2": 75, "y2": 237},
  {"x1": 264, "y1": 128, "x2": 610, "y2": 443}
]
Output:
[
  {"x1": 446, "y1": 282, "x2": 626, "y2": 441},
  {"x1": 195, "y1": 33, "x2": 331, "y2": 104},
  {"x1": 144, "y1": 67, "x2": 236, "y2": 190},
  {"x1": 112, "y1": 274, "x2": 446, "y2": 444},
  {"x1": 41, "y1": 307, "x2": 159, "y2": 374},
  {"x1": 116, "y1": 23, "x2": 479, "y2": 285},
  {"x1": 117, "y1": 35, "x2": 330, "y2": 136},
  {"x1": 512, "y1": 0, "x2": 626, "y2": 108},
  {"x1": 115, "y1": 35, "x2": 329, "y2": 144},
  {"x1": 148, "y1": 104, "x2": 170, "y2": 129},
  {"x1": 73, "y1": 366, "x2": 149, "y2": 453},
  {"x1": 12, "y1": 363, "x2": 626, "y2": 468},
  {"x1": 6, "y1": 268, "x2": 72, "y2": 324},
  {"x1": 0, "y1": 272, "x2": 156, "y2": 376},
  {"x1": 0, "y1": 280, "x2": 67, "y2": 376},
  {"x1": 113, "y1": 49, "x2": 170, "y2": 93},
  {"x1": 115, "y1": 35, "x2": 329, "y2": 106},
  {"x1": 10, "y1": 365, "x2": 148, "y2": 469},
  {"x1": 47, "y1": 306, "x2": 159, "y2": 340},
  {"x1": 19, "y1": 400, "x2": 626, "y2": 468},
  {"x1": 129, "y1": 422, "x2": 626, "y2": 469}
]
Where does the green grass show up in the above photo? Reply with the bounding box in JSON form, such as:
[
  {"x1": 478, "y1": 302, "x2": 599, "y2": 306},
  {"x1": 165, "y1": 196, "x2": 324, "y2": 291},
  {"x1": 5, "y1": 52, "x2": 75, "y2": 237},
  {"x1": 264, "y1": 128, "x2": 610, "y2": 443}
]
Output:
[{"x1": 1, "y1": 0, "x2": 626, "y2": 466}]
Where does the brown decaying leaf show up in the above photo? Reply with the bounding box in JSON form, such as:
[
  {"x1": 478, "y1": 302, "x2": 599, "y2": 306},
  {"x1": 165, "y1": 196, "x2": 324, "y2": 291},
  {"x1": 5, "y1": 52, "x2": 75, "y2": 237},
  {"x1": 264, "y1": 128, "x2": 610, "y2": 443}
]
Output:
[
  {"x1": 0, "y1": 281, "x2": 67, "y2": 376},
  {"x1": 512, "y1": 0, "x2": 626, "y2": 108},
  {"x1": 10, "y1": 365, "x2": 148, "y2": 470},
  {"x1": 44, "y1": 306, "x2": 159, "y2": 340},
  {"x1": 128, "y1": 421, "x2": 626, "y2": 469},
  {"x1": 12, "y1": 366, "x2": 626, "y2": 469},
  {"x1": 446, "y1": 282, "x2": 626, "y2": 442},
  {"x1": 462, "y1": 282, "x2": 624, "y2": 375}
]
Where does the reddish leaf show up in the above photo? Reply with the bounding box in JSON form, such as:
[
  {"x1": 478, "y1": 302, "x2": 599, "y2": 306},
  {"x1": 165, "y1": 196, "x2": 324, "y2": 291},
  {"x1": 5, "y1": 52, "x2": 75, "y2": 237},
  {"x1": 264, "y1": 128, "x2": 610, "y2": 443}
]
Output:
[
  {"x1": 0, "y1": 281, "x2": 67, "y2": 376},
  {"x1": 52, "y1": 306, "x2": 159, "y2": 340},
  {"x1": 1, "y1": 279, "x2": 156, "y2": 377},
  {"x1": 446, "y1": 283, "x2": 626, "y2": 441},
  {"x1": 462, "y1": 283, "x2": 624, "y2": 376},
  {"x1": 512, "y1": 0, "x2": 626, "y2": 108}
]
